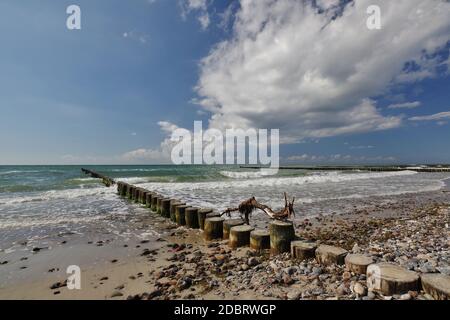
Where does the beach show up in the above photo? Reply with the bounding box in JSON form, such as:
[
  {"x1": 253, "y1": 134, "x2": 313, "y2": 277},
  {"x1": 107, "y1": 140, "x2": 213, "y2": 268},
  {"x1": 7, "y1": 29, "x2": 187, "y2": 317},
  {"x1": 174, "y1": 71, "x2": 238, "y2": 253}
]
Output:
[{"x1": 0, "y1": 166, "x2": 449, "y2": 300}]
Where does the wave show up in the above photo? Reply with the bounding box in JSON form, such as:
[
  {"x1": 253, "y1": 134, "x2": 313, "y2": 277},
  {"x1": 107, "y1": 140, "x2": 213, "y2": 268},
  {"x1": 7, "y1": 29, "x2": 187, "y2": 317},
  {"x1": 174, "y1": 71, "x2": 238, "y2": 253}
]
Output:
[{"x1": 220, "y1": 170, "x2": 280, "y2": 179}]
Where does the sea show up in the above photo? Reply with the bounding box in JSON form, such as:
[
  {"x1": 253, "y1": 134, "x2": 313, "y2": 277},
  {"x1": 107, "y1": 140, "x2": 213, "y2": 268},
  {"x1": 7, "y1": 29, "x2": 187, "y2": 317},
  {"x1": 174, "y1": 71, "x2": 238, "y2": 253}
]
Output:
[{"x1": 1, "y1": 165, "x2": 449, "y2": 252}]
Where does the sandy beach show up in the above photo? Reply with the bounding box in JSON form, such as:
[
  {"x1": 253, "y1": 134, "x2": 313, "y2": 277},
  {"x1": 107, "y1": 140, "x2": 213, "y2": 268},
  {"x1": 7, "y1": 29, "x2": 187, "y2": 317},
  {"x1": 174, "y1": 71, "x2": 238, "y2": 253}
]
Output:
[{"x1": 1, "y1": 185, "x2": 449, "y2": 300}]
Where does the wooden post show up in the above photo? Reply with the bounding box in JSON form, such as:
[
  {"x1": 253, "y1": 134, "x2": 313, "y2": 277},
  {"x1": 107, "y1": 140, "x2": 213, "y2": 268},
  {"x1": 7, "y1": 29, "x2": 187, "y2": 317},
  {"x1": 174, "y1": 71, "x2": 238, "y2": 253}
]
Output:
[
  {"x1": 157, "y1": 197, "x2": 167, "y2": 214},
  {"x1": 223, "y1": 219, "x2": 245, "y2": 240},
  {"x1": 229, "y1": 225, "x2": 254, "y2": 249},
  {"x1": 345, "y1": 254, "x2": 374, "y2": 274},
  {"x1": 269, "y1": 220, "x2": 295, "y2": 255},
  {"x1": 127, "y1": 185, "x2": 134, "y2": 200},
  {"x1": 151, "y1": 194, "x2": 160, "y2": 212},
  {"x1": 367, "y1": 263, "x2": 419, "y2": 296},
  {"x1": 185, "y1": 207, "x2": 199, "y2": 229},
  {"x1": 145, "y1": 192, "x2": 153, "y2": 208},
  {"x1": 161, "y1": 199, "x2": 171, "y2": 218},
  {"x1": 175, "y1": 205, "x2": 190, "y2": 226},
  {"x1": 140, "y1": 190, "x2": 148, "y2": 204},
  {"x1": 117, "y1": 182, "x2": 123, "y2": 195},
  {"x1": 204, "y1": 217, "x2": 225, "y2": 241},
  {"x1": 197, "y1": 209, "x2": 216, "y2": 230},
  {"x1": 121, "y1": 183, "x2": 128, "y2": 197},
  {"x1": 250, "y1": 229, "x2": 270, "y2": 251},
  {"x1": 291, "y1": 241, "x2": 317, "y2": 261},
  {"x1": 170, "y1": 201, "x2": 185, "y2": 222},
  {"x1": 134, "y1": 188, "x2": 141, "y2": 203}
]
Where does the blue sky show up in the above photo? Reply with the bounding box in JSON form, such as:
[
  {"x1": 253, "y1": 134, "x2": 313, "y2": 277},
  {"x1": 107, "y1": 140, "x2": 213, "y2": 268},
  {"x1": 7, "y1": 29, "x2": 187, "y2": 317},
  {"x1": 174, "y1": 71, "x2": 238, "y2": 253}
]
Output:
[{"x1": 0, "y1": 0, "x2": 449, "y2": 165}]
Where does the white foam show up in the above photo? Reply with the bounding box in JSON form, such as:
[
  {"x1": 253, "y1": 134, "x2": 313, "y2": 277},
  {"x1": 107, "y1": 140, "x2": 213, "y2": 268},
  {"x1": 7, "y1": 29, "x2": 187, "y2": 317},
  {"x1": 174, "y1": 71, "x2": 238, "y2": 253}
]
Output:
[{"x1": 220, "y1": 170, "x2": 279, "y2": 179}]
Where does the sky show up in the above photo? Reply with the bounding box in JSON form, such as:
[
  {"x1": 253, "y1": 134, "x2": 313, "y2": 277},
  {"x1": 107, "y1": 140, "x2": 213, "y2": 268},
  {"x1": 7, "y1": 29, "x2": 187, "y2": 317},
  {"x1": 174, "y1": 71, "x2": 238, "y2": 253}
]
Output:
[{"x1": 0, "y1": 0, "x2": 449, "y2": 165}]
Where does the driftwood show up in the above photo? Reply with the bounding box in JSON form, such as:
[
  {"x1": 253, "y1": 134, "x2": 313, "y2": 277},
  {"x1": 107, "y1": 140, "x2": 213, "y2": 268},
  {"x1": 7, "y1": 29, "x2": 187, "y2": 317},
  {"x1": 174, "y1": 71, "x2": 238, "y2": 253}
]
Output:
[{"x1": 221, "y1": 193, "x2": 295, "y2": 224}]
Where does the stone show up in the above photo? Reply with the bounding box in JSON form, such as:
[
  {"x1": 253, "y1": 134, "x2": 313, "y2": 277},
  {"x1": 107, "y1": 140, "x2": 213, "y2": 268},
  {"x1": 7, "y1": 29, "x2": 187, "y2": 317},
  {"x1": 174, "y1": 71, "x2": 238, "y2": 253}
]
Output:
[
  {"x1": 353, "y1": 282, "x2": 367, "y2": 296},
  {"x1": 420, "y1": 273, "x2": 450, "y2": 300},
  {"x1": 345, "y1": 254, "x2": 374, "y2": 275},
  {"x1": 400, "y1": 293, "x2": 411, "y2": 300},
  {"x1": 111, "y1": 291, "x2": 124, "y2": 298},
  {"x1": 287, "y1": 290, "x2": 301, "y2": 300},
  {"x1": 315, "y1": 245, "x2": 348, "y2": 265},
  {"x1": 367, "y1": 263, "x2": 419, "y2": 296}
]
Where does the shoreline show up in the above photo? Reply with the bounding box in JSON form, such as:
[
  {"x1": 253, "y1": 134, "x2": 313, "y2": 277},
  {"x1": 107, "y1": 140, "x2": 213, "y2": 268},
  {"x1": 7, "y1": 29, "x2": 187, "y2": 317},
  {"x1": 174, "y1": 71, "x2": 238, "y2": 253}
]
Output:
[{"x1": 0, "y1": 189, "x2": 449, "y2": 300}]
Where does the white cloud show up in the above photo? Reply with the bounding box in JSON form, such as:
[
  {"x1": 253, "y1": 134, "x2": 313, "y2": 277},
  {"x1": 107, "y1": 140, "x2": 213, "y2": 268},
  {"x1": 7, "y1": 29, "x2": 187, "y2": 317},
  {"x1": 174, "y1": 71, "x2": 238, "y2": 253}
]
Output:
[
  {"x1": 285, "y1": 153, "x2": 396, "y2": 164},
  {"x1": 194, "y1": 0, "x2": 450, "y2": 143},
  {"x1": 387, "y1": 101, "x2": 421, "y2": 109},
  {"x1": 180, "y1": 0, "x2": 211, "y2": 30},
  {"x1": 409, "y1": 111, "x2": 450, "y2": 122},
  {"x1": 123, "y1": 30, "x2": 149, "y2": 44}
]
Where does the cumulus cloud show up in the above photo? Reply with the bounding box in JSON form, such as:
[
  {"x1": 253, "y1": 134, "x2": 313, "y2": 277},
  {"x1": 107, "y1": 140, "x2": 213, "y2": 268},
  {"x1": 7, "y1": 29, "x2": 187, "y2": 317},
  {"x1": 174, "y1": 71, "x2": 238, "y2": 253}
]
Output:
[
  {"x1": 387, "y1": 101, "x2": 421, "y2": 109},
  {"x1": 194, "y1": 0, "x2": 450, "y2": 143},
  {"x1": 120, "y1": 121, "x2": 181, "y2": 164}
]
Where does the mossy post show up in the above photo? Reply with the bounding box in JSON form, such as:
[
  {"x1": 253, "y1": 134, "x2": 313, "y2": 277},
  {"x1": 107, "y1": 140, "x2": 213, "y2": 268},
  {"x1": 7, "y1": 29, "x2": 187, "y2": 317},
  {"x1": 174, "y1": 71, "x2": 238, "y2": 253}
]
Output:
[
  {"x1": 156, "y1": 197, "x2": 164, "y2": 214},
  {"x1": 151, "y1": 194, "x2": 160, "y2": 212},
  {"x1": 250, "y1": 229, "x2": 270, "y2": 251},
  {"x1": 185, "y1": 207, "x2": 199, "y2": 229},
  {"x1": 269, "y1": 220, "x2": 295, "y2": 255},
  {"x1": 127, "y1": 185, "x2": 134, "y2": 200},
  {"x1": 134, "y1": 188, "x2": 141, "y2": 203},
  {"x1": 175, "y1": 205, "x2": 190, "y2": 226},
  {"x1": 145, "y1": 192, "x2": 153, "y2": 208},
  {"x1": 161, "y1": 199, "x2": 171, "y2": 218},
  {"x1": 121, "y1": 183, "x2": 128, "y2": 197},
  {"x1": 197, "y1": 208, "x2": 213, "y2": 230},
  {"x1": 229, "y1": 225, "x2": 254, "y2": 249},
  {"x1": 223, "y1": 219, "x2": 245, "y2": 240},
  {"x1": 204, "y1": 217, "x2": 225, "y2": 241},
  {"x1": 117, "y1": 182, "x2": 123, "y2": 195},
  {"x1": 140, "y1": 190, "x2": 148, "y2": 204},
  {"x1": 170, "y1": 201, "x2": 185, "y2": 222}
]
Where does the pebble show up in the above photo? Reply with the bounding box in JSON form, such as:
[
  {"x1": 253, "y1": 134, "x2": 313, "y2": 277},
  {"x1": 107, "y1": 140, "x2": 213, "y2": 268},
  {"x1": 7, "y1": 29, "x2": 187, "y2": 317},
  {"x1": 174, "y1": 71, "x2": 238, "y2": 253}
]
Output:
[{"x1": 111, "y1": 291, "x2": 124, "y2": 298}]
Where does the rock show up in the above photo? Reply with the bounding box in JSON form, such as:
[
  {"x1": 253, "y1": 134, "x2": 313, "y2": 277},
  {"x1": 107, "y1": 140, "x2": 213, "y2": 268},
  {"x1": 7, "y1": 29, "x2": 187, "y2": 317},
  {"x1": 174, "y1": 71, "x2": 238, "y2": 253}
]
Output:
[
  {"x1": 353, "y1": 282, "x2": 367, "y2": 296},
  {"x1": 111, "y1": 291, "x2": 124, "y2": 298},
  {"x1": 367, "y1": 291, "x2": 376, "y2": 300},
  {"x1": 286, "y1": 290, "x2": 301, "y2": 300},
  {"x1": 315, "y1": 245, "x2": 348, "y2": 266},
  {"x1": 437, "y1": 266, "x2": 450, "y2": 276},
  {"x1": 400, "y1": 293, "x2": 411, "y2": 300},
  {"x1": 419, "y1": 262, "x2": 436, "y2": 273},
  {"x1": 282, "y1": 274, "x2": 294, "y2": 285},
  {"x1": 241, "y1": 264, "x2": 250, "y2": 271},
  {"x1": 367, "y1": 263, "x2": 419, "y2": 296},
  {"x1": 336, "y1": 283, "x2": 348, "y2": 296},
  {"x1": 345, "y1": 254, "x2": 374, "y2": 275},
  {"x1": 420, "y1": 273, "x2": 450, "y2": 300},
  {"x1": 50, "y1": 280, "x2": 67, "y2": 290},
  {"x1": 342, "y1": 271, "x2": 351, "y2": 281},
  {"x1": 247, "y1": 257, "x2": 260, "y2": 267}
]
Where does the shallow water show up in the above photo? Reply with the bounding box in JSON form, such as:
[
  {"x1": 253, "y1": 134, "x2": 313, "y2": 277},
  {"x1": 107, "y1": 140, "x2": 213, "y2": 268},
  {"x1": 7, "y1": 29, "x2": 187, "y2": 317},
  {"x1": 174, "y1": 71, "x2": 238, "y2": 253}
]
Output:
[{"x1": 1, "y1": 165, "x2": 449, "y2": 251}]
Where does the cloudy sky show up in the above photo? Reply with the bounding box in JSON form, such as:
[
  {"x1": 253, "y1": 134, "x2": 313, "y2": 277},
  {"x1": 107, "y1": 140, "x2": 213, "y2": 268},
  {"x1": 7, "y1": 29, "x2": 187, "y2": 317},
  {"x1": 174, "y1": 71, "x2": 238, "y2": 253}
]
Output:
[{"x1": 0, "y1": 0, "x2": 449, "y2": 165}]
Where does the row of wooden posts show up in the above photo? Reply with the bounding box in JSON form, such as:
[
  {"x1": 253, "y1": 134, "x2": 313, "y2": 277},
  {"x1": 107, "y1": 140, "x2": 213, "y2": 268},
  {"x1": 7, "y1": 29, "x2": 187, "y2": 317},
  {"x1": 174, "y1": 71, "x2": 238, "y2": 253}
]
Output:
[{"x1": 116, "y1": 181, "x2": 297, "y2": 254}]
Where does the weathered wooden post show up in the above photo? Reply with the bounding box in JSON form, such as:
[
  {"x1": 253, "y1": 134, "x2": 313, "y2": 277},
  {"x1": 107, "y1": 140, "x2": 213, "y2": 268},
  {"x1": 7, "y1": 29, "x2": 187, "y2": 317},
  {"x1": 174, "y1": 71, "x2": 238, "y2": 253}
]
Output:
[
  {"x1": 140, "y1": 190, "x2": 148, "y2": 204},
  {"x1": 198, "y1": 209, "x2": 218, "y2": 230},
  {"x1": 175, "y1": 205, "x2": 190, "y2": 226},
  {"x1": 151, "y1": 194, "x2": 160, "y2": 212},
  {"x1": 117, "y1": 182, "x2": 123, "y2": 195},
  {"x1": 204, "y1": 217, "x2": 225, "y2": 241},
  {"x1": 250, "y1": 229, "x2": 270, "y2": 251},
  {"x1": 229, "y1": 225, "x2": 254, "y2": 249},
  {"x1": 134, "y1": 188, "x2": 141, "y2": 203},
  {"x1": 223, "y1": 219, "x2": 245, "y2": 240},
  {"x1": 269, "y1": 220, "x2": 295, "y2": 255},
  {"x1": 127, "y1": 185, "x2": 135, "y2": 200},
  {"x1": 145, "y1": 192, "x2": 153, "y2": 208},
  {"x1": 185, "y1": 207, "x2": 199, "y2": 229},
  {"x1": 345, "y1": 254, "x2": 374, "y2": 274},
  {"x1": 170, "y1": 201, "x2": 185, "y2": 222},
  {"x1": 291, "y1": 241, "x2": 317, "y2": 261},
  {"x1": 367, "y1": 263, "x2": 419, "y2": 296},
  {"x1": 121, "y1": 183, "x2": 128, "y2": 197},
  {"x1": 161, "y1": 199, "x2": 171, "y2": 218}
]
